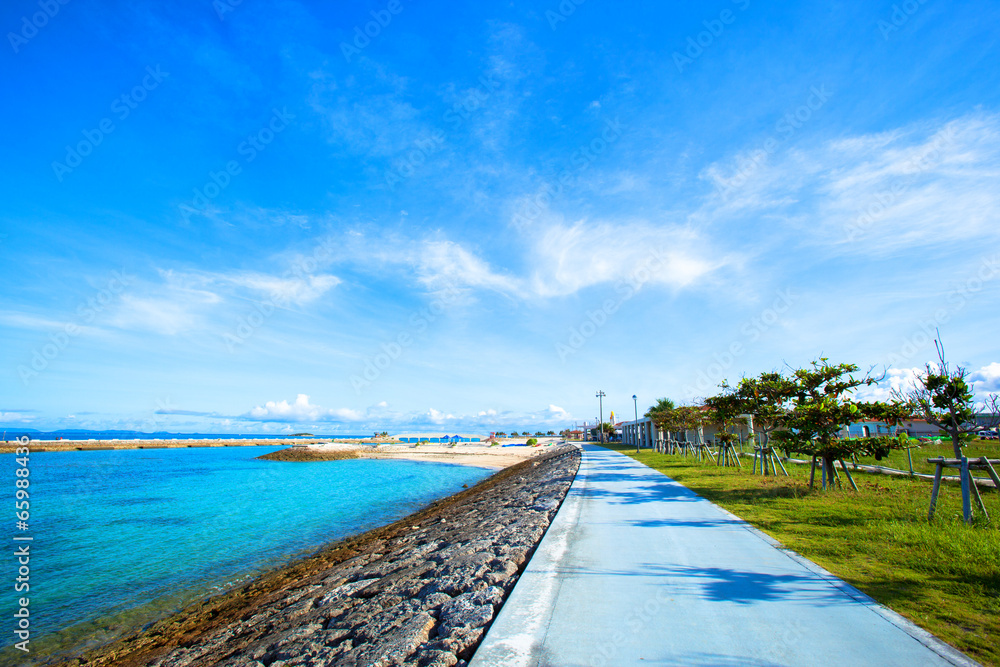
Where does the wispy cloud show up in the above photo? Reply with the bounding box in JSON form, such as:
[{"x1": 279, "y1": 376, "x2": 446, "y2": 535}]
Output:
[
  {"x1": 699, "y1": 111, "x2": 1000, "y2": 255},
  {"x1": 527, "y1": 218, "x2": 736, "y2": 297}
]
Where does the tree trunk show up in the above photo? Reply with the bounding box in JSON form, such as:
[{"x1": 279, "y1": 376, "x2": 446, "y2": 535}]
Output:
[{"x1": 824, "y1": 455, "x2": 836, "y2": 490}]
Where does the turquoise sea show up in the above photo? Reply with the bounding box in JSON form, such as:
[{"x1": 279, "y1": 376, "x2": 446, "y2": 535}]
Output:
[{"x1": 0, "y1": 446, "x2": 492, "y2": 665}]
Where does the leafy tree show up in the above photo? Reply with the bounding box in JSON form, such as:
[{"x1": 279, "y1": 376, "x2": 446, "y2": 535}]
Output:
[
  {"x1": 547, "y1": 430, "x2": 556, "y2": 436},
  {"x1": 774, "y1": 359, "x2": 909, "y2": 489},
  {"x1": 645, "y1": 398, "x2": 676, "y2": 422},
  {"x1": 703, "y1": 382, "x2": 743, "y2": 445},
  {"x1": 731, "y1": 371, "x2": 798, "y2": 464},
  {"x1": 704, "y1": 381, "x2": 746, "y2": 465}
]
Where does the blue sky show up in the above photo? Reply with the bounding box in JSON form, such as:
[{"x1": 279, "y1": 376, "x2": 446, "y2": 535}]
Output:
[{"x1": 2, "y1": 0, "x2": 999, "y2": 434}]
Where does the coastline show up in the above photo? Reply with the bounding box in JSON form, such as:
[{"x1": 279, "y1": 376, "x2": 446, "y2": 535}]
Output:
[
  {"x1": 1, "y1": 438, "x2": 562, "y2": 470},
  {"x1": 61, "y1": 445, "x2": 580, "y2": 667}
]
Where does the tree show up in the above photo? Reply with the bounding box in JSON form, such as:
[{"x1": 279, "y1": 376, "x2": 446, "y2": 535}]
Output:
[
  {"x1": 645, "y1": 398, "x2": 676, "y2": 423},
  {"x1": 774, "y1": 359, "x2": 909, "y2": 490},
  {"x1": 703, "y1": 382, "x2": 745, "y2": 465},
  {"x1": 728, "y1": 371, "x2": 798, "y2": 474},
  {"x1": 898, "y1": 340, "x2": 1000, "y2": 459},
  {"x1": 896, "y1": 339, "x2": 1000, "y2": 522}
]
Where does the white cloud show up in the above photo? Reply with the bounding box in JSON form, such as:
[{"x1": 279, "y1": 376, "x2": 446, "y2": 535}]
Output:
[
  {"x1": 528, "y1": 219, "x2": 734, "y2": 297},
  {"x1": 246, "y1": 394, "x2": 366, "y2": 423},
  {"x1": 223, "y1": 272, "x2": 341, "y2": 305},
  {"x1": 249, "y1": 393, "x2": 324, "y2": 421},
  {"x1": 415, "y1": 241, "x2": 519, "y2": 295},
  {"x1": 0, "y1": 411, "x2": 34, "y2": 423},
  {"x1": 170, "y1": 269, "x2": 340, "y2": 306},
  {"x1": 427, "y1": 408, "x2": 457, "y2": 424},
  {"x1": 0, "y1": 312, "x2": 103, "y2": 336},
  {"x1": 971, "y1": 362, "x2": 1000, "y2": 394},
  {"x1": 110, "y1": 295, "x2": 204, "y2": 335},
  {"x1": 857, "y1": 367, "x2": 922, "y2": 402}
]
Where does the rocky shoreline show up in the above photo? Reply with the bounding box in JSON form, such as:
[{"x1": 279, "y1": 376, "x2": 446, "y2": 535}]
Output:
[{"x1": 68, "y1": 445, "x2": 581, "y2": 667}]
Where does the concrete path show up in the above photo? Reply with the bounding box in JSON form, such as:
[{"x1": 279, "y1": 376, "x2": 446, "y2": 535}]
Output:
[{"x1": 472, "y1": 445, "x2": 976, "y2": 667}]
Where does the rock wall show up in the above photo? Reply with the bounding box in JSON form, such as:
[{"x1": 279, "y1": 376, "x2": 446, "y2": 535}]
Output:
[{"x1": 80, "y1": 445, "x2": 580, "y2": 667}]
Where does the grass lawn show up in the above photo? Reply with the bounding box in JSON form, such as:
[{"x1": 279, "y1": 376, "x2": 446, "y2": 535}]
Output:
[
  {"x1": 601, "y1": 443, "x2": 1000, "y2": 665},
  {"x1": 849, "y1": 437, "x2": 1000, "y2": 476}
]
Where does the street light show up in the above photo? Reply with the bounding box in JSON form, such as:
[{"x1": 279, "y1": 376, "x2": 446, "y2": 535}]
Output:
[
  {"x1": 596, "y1": 390, "x2": 606, "y2": 445},
  {"x1": 633, "y1": 394, "x2": 639, "y2": 454}
]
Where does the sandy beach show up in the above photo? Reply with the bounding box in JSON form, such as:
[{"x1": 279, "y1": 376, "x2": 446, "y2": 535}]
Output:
[
  {"x1": 0, "y1": 437, "x2": 567, "y2": 469},
  {"x1": 312, "y1": 439, "x2": 564, "y2": 469}
]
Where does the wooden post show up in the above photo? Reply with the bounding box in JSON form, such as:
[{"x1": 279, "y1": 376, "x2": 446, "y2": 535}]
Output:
[
  {"x1": 774, "y1": 452, "x2": 789, "y2": 476},
  {"x1": 929, "y1": 462, "x2": 943, "y2": 521},
  {"x1": 980, "y1": 457, "x2": 1000, "y2": 489},
  {"x1": 906, "y1": 448, "x2": 914, "y2": 477},
  {"x1": 960, "y1": 456, "x2": 972, "y2": 525},
  {"x1": 839, "y1": 460, "x2": 859, "y2": 491},
  {"x1": 970, "y1": 471, "x2": 989, "y2": 522}
]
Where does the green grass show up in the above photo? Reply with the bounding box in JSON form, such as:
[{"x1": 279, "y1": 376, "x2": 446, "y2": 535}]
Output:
[
  {"x1": 848, "y1": 437, "x2": 1000, "y2": 476},
  {"x1": 602, "y1": 443, "x2": 1000, "y2": 665}
]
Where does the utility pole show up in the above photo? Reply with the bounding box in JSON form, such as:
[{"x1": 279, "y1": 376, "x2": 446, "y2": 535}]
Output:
[
  {"x1": 596, "y1": 390, "x2": 606, "y2": 446},
  {"x1": 633, "y1": 394, "x2": 639, "y2": 454}
]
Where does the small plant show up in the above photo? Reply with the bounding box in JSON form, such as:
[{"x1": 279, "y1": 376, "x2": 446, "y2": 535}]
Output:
[{"x1": 526, "y1": 438, "x2": 538, "y2": 446}]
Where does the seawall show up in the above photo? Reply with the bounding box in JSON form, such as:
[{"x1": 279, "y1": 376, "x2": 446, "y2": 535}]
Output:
[{"x1": 68, "y1": 445, "x2": 581, "y2": 667}]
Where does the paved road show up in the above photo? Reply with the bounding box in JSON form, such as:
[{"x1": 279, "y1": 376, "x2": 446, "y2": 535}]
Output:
[{"x1": 472, "y1": 445, "x2": 976, "y2": 667}]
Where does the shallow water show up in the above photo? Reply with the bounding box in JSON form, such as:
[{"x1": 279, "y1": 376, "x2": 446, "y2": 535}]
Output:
[{"x1": 0, "y1": 446, "x2": 491, "y2": 664}]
